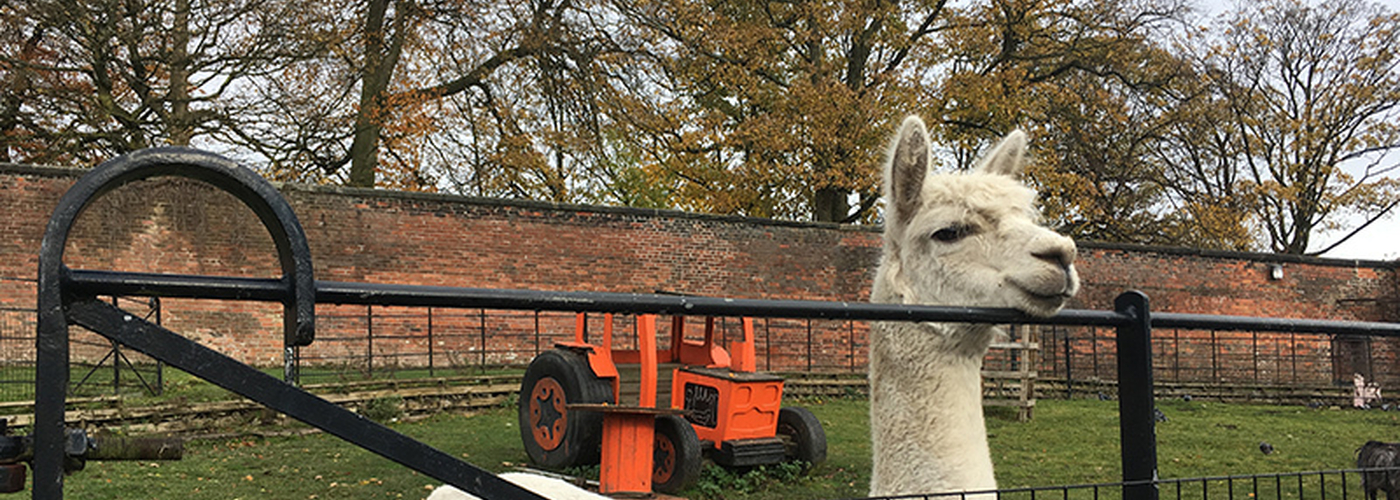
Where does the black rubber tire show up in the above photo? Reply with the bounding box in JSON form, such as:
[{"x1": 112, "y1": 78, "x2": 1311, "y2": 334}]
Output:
[
  {"x1": 518, "y1": 348, "x2": 613, "y2": 469},
  {"x1": 777, "y1": 406, "x2": 827, "y2": 468},
  {"x1": 652, "y1": 414, "x2": 702, "y2": 493}
]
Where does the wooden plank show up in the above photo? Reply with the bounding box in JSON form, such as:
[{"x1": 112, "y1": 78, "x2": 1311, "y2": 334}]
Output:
[
  {"x1": 989, "y1": 342, "x2": 1040, "y2": 350},
  {"x1": 982, "y1": 370, "x2": 1038, "y2": 379},
  {"x1": 983, "y1": 399, "x2": 1036, "y2": 408}
]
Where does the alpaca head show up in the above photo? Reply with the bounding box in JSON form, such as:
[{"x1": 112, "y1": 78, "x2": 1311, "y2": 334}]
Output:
[{"x1": 877, "y1": 116, "x2": 1079, "y2": 317}]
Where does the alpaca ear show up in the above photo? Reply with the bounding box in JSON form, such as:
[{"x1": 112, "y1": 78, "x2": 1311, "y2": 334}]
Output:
[
  {"x1": 975, "y1": 129, "x2": 1028, "y2": 177},
  {"x1": 886, "y1": 116, "x2": 930, "y2": 229}
]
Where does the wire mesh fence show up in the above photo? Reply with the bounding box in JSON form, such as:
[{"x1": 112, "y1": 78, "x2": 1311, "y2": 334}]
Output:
[{"x1": 1, "y1": 278, "x2": 162, "y2": 401}]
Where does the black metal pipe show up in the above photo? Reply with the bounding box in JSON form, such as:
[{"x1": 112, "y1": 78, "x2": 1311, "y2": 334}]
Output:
[
  {"x1": 1152, "y1": 311, "x2": 1400, "y2": 335},
  {"x1": 60, "y1": 269, "x2": 1131, "y2": 325},
  {"x1": 1115, "y1": 291, "x2": 1159, "y2": 500},
  {"x1": 68, "y1": 269, "x2": 1400, "y2": 338}
]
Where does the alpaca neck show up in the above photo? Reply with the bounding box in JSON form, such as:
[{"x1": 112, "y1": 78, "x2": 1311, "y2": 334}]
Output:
[{"x1": 868, "y1": 321, "x2": 997, "y2": 497}]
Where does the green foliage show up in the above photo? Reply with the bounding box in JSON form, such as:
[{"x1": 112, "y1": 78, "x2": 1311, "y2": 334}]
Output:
[
  {"x1": 500, "y1": 390, "x2": 519, "y2": 409},
  {"x1": 360, "y1": 396, "x2": 404, "y2": 423},
  {"x1": 693, "y1": 461, "x2": 808, "y2": 499}
]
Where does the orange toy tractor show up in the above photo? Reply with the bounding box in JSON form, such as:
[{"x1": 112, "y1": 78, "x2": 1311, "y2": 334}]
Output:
[{"x1": 517, "y1": 314, "x2": 827, "y2": 494}]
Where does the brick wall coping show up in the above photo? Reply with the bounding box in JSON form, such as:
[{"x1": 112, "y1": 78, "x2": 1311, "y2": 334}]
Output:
[{"x1": 6, "y1": 162, "x2": 1394, "y2": 271}]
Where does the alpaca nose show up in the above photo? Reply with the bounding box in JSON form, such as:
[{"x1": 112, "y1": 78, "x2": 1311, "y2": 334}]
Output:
[{"x1": 1032, "y1": 237, "x2": 1077, "y2": 271}]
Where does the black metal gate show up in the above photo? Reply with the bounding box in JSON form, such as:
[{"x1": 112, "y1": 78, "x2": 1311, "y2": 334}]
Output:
[{"x1": 21, "y1": 147, "x2": 1400, "y2": 500}]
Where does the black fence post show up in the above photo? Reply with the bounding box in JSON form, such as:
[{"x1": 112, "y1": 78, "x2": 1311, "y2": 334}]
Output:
[{"x1": 1115, "y1": 291, "x2": 1158, "y2": 500}]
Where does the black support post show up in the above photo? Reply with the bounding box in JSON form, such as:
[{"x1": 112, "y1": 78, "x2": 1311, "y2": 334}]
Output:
[{"x1": 1115, "y1": 291, "x2": 1158, "y2": 500}]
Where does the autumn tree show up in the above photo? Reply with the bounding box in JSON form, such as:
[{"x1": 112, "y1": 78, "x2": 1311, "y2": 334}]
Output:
[
  {"x1": 0, "y1": 0, "x2": 313, "y2": 165},
  {"x1": 1145, "y1": 59, "x2": 1262, "y2": 251},
  {"x1": 222, "y1": 0, "x2": 649, "y2": 202},
  {"x1": 916, "y1": 0, "x2": 1190, "y2": 244},
  {"x1": 614, "y1": 0, "x2": 943, "y2": 222},
  {"x1": 1180, "y1": 0, "x2": 1400, "y2": 255}
]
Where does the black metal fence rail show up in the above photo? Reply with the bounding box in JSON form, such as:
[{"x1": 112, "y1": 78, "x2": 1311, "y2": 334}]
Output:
[{"x1": 3, "y1": 295, "x2": 1391, "y2": 401}]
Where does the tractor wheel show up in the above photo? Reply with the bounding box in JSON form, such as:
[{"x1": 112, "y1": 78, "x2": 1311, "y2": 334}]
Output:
[
  {"x1": 652, "y1": 414, "x2": 702, "y2": 493},
  {"x1": 777, "y1": 406, "x2": 827, "y2": 469},
  {"x1": 518, "y1": 349, "x2": 613, "y2": 469}
]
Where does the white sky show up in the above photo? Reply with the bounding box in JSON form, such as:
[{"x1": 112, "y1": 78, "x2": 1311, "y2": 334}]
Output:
[{"x1": 1314, "y1": 217, "x2": 1399, "y2": 261}]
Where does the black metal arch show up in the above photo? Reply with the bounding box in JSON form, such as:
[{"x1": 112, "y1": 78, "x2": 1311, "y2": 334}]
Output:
[
  {"x1": 36, "y1": 147, "x2": 316, "y2": 347},
  {"x1": 33, "y1": 147, "x2": 315, "y2": 498}
]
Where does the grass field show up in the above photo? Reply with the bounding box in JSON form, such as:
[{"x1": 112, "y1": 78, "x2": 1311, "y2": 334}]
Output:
[{"x1": 48, "y1": 396, "x2": 1400, "y2": 500}]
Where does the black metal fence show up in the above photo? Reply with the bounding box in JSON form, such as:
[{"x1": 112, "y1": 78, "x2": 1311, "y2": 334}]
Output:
[
  {"x1": 1, "y1": 278, "x2": 163, "y2": 401},
  {"x1": 297, "y1": 308, "x2": 864, "y2": 383},
  {"x1": 20, "y1": 149, "x2": 1400, "y2": 500},
  {"x1": 860, "y1": 467, "x2": 1398, "y2": 499},
  {"x1": 1, "y1": 288, "x2": 1390, "y2": 404}
]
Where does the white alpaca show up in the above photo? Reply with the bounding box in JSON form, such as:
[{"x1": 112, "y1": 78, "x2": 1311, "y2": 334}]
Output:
[
  {"x1": 425, "y1": 472, "x2": 609, "y2": 500},
  {"x1": 868, "y1": 116, "x2": 1079, "y2": 497}
]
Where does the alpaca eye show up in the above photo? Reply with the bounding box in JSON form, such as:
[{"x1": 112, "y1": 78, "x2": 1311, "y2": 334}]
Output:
[{"x1": 931, "y1": 225, "x2": 971, "y2": 243}]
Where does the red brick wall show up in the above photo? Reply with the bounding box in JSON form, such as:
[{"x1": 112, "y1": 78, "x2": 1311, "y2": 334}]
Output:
[{"x1": 2, "y1": 164, "x2": 1396, "y2": 378}]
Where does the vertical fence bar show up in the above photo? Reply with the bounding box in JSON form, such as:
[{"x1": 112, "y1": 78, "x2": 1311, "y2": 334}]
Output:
[
  {"x1": 1211, "y1": 330, "x2": 1219, "y2": 382},
  {"x1": 366, "y1": 305, "x2": 374, "y2": 378},
  {"x1": 1115, "y1": 291, "x2": 1158, "y2": 500},
  {"x1": 155, "y1": 297, "x2": 165, "y2": 394},
  {"x1": 109, "y1": 296, "x2": 119, "y2": 395},
  {"x1": 479, "y1": 309, "x2": 487, "y2": 370},
  {"x1": 1252, "y1": 332, "x2": 1259, "y2": 384},
  {"x1": 427, "y1": 307, "x2": 435, "y2": 377},
  {"x1": 1064, "y1": 328, "x2": 1073, "y2": 399},
  {"x1": 806, "y1": 319, "x2": 813, "y2": 372},
  {"x1": 1168, "y1": 329, "x2": 1176, "y2": 382},
  {"x1": 1367, "y1": 336, "x2": 1375, "y2": 383},
  {"x1": 1291, "y1": 332, "x2": 1298, "y2": 385},
  {"x1": 849, "y1": 321, "x2": 856, "y2": 373},
  {"x1": 1092, "y1": 327, "x2": 1101, "y2": 379},
  {"x1": 765, "y1": 319, "x2": 772, "y2": 372}
]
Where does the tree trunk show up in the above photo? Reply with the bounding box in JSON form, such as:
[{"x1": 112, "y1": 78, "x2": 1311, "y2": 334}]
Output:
[
  {"x1": 348, "y1": 0, "x2": 399, "y2": 188},
  {"x1": 813, "y1": 187, "x2": 851, "y2": 222},
  {"x1": 167, "y1": 0, "x2": 193, "y2": 146}
]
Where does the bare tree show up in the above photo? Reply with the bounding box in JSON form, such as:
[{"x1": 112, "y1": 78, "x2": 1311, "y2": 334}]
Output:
[
  {"x1": 1191, "y1": 0, "x2": 1400, "y2": 254},
  {"x1": 0, "y1": 0, "x2": 312, "y2": 164}
]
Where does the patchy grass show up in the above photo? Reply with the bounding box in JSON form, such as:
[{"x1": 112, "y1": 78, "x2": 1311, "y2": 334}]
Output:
[{"x1": 54, "y1": 397, "x2": 1400, "y2": 499}]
